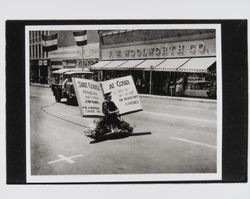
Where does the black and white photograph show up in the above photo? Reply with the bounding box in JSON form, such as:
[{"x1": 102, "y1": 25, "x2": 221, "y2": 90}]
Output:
[
  {"x1": 2, "y1": 0, "x2": 249, "y2": 198},
  {"x1": 25, "y1": 24, "x2": 222, "y2": 183}
]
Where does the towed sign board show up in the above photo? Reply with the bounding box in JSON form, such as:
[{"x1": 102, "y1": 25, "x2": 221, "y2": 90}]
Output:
[
  {"x1": 101, "y1": 75, "x2": 143, "y2": 115},
  {"x1": 73, "y1": 78, "x2": 105, "y2": 117},
  {"x1": 73, "y1": 75, "x2": 143, "y2": 117}
]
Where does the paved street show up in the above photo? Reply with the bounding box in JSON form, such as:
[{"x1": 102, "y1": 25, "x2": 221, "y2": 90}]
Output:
[{"x1": 29, "y1": 85, "x2": 217, "y2": 176}]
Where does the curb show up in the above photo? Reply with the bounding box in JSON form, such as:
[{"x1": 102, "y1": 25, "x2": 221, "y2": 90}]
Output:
[
  {"x1": 30, "y1": 84, "x2": 216, "y2": 104},
  {"x1": 30, "y1": 83, "x2": 50, "y2": 88},
  {"x1": 139, "y1": 94, "x2": 217, "y2": 104}
]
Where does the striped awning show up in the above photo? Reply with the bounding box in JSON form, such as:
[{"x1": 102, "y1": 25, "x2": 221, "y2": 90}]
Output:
[
  {"x1": 101, "y1": 60, "x2": 128, "y2": 70},
  {"x1": 154, "y1": 58, "x2": 190, "y2": 71},
  {"x1": 90, "y1": 61, "x2": 112, "y2": 70},
  {"x1": 178, "y1": 57, "x2": 216, "y2": 73},
  {"x1": 134, "y1": 59, "x2": 165, "y2": 70},
  {"x1": 116, "y1": 60, "x2": 145, "y2": 70}
]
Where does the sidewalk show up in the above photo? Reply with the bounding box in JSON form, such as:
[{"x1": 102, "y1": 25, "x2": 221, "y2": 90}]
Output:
[
  {"x1": 30, "y1": 83, "x2": 216, "y2": 103},
  {"x1": 30, "y1": 82, "x2": 50, "y2": 88},
  {"x1": 139, "y1": 94, "x2": 217, "y2": 104}
]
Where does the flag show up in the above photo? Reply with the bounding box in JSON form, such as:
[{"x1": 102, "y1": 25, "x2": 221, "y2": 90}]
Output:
[
  {"x1": 73, "y1": 31, "x2": 87, "y2": 46},
  {"x1": 42, "y1": 34, "x2": 58, "y2": 52}
]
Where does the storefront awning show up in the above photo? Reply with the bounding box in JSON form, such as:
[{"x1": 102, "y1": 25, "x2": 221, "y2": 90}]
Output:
[
  {"x1": 90, "y1": 61, "x2": 112, "y2": 70},
  {"x1": 101, "y1": 60, "x2": 128, "y2": 70},
  {"x1": 154, "y1": 58, "x2": 190, "y2": 71},
  {"x1": 134, "y1": 59, "x2": 165, "y2": 70},
  {"x1": 177, "y1": 57, "x2": 216, "y2": 73},
  {"x1": 116, "y1": 60, "x2": 145, "y2": 70}
]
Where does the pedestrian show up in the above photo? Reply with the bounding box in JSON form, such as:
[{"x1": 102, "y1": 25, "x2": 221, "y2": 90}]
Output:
[
  {"x1": 169, "y1": 80, "x2": 175, "y2": 96},
  {"x1": 39, "y1": 76, "x2": 44, "y2": 86},
  {"x1": 136, "y1": 77, "x2": 142, "y2": 93},
  {"x1": 162, "y1": 79, "x2": 169, "y2": 95},
  {"x1": 176, "y1": 77, "x2": 184, "y2": 96}
]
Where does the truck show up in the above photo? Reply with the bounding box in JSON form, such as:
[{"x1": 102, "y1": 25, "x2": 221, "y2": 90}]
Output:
[{"x1": 51, "y1": 68, "x2": 94, "y2": 104}]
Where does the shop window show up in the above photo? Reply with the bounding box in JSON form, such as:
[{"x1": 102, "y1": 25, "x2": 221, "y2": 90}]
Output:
[
  {"x1": 36, "y1": 45, "x2": 39, "y2": 59},
  {"x1": 29, "y1": 46, "x2": 32, "y2": 59},
  {"x1": 185, "y1": 74, "x2": 210, "y2": 90},
  {"x1": 33, "y1": 45, "x2": 36, "y2": 59}
]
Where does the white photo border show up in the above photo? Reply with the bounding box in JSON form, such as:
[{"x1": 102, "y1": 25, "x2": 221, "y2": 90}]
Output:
[{"x1": 25, "y1": 24, "x2": 222, "y2": 183}]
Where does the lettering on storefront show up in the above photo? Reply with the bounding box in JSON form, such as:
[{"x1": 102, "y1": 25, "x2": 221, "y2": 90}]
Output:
[
  {"x1": 189, "y1": 42, "x2": 206, "y2": 54},
  {"x1": 102, "y1": 39, "x2": 215, "y2": 60}
]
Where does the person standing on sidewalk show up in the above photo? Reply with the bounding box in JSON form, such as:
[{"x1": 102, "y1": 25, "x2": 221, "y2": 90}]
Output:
[{"x1": 169, "y1": 80, "x2": 175, "y2": 96}]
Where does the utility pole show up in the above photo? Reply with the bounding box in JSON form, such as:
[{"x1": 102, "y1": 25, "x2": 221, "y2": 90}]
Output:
[
  {"x1": 149, "y1": 65, "x2": 153, "y2": 94},
  {"x1": 81, "y1": 45, "x2": 84, "y2": 70}
]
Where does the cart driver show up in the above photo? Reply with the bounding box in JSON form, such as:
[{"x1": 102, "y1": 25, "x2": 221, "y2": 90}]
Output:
[{"x1": 102, "y1": 92, "x2": 121, "y2": 132}]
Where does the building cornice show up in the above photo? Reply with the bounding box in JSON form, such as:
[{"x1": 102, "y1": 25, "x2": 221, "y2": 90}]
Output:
[{"x1": 101, "y1": 33, "x2": 215, "y2": 49}]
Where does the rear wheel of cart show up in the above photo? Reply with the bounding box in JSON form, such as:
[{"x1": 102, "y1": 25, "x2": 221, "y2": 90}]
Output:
[
  {"x1": 66, "y1": 95, "x2": 72, "y2": 105},
  {"x1": 72, "y1": 97, "x2": 78, "y2": 106}
]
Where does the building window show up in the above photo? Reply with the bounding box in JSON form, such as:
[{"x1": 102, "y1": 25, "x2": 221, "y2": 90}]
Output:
[
  {"x1": 37, "y1": 44, "x2": 40, "y2": 58},
  {"x1": 34, "y1": 31, "x2": 36, "y2": 42},
  {"x1": 29, "y1": 31, "x2": 32, "y2": 42},
  {"x1": 36, "y1": 45, "x2": 39, "y2": 59},
  {"x1": 34, "y1": 31, "x2": 36, "y2": 43},
  {"x1": 38, "y1": 31, "x2": 41, "y2": 42},
  {"x1": 41, "y1": 44, "x2": 43, "y2": 59},
  {"x1": 33, "y1": 45, "x2": 35, "y2": 59},
  {"x1": 30, "y1": 45, "x2": 32, "y2": 59},
  {"x1": 31, "y1": 31, "x2": 34, "y2": 43},
  {"x1": 35, "y1": 45, "x2": 38, "y2": 59}
]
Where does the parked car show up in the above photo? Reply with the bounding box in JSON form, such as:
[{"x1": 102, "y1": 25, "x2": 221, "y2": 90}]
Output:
[{"x1": 51, "y1": 68, "x2": 94, "y2": 104}]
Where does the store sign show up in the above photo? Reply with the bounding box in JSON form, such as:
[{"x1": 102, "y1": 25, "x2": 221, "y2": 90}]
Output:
[
  {"x1": 101, "y1": 38, "x2": 216, "y2": 60},
  {"x1": 73, "y1": 78, "x2": 104, "y2": 117}
]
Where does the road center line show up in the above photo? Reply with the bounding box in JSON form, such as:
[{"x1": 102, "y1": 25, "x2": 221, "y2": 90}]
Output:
[
  {"x1": 171, "y1": 137, "x2": 217, "y2": 149},
  {"x1": 48, "y1": 154, "x2": 83, "y2": 164},
  {"x1": 143, "y1": 111, "x2": 216, "y2": 123}
]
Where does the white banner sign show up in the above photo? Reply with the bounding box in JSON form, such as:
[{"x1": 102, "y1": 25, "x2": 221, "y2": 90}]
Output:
[
  {"x1": 73, "y1": 76, "x2": 143, "y2": 117},
  {"x1": 101, "y1": 75, "x2": 143, "y2": 115},
  {"x1": 73, "y1": 78, "x2": 104, "y2": 117}
]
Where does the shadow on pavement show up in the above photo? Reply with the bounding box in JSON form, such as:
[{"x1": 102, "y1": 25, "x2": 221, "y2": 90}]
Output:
[
  {"x1": 89, "y1": 131, "x2": 152, "y2": 144},
  {"x1": 60, "y1": 101, "x2": 78, "y2": 107},
  {"x1": 130, "y1": 132, "x2": 152, "y2": 136}
]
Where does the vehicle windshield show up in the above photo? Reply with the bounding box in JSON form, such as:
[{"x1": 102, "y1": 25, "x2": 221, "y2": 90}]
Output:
[
  {"x1": 51, "y1": 74, "x2": 60, "y2": 84},
  {"x1": 71, "y1": 73, "x2": 93, "y2": 79}
]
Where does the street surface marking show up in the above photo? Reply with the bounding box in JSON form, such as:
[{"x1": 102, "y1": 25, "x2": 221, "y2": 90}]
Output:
[
  {"x1": 48, "y1": 154, "x2": 83, "y2": 164},
  {"x1": 143, "y1": 111, "x2": 216, "y2": 123},
  {"x1": 171, "y1": 137, "x2": 217, "y2": 149}
]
